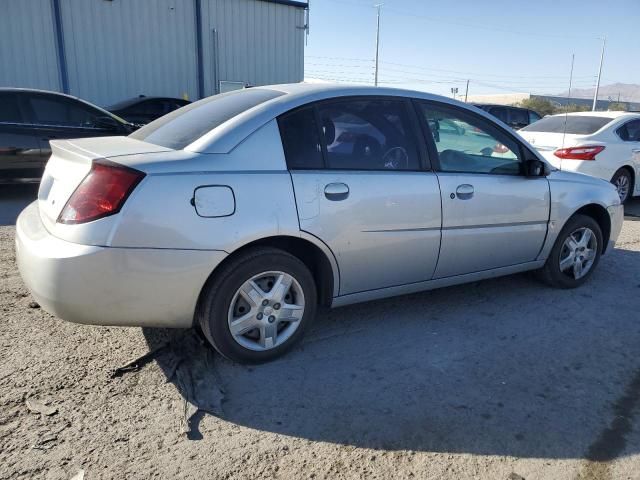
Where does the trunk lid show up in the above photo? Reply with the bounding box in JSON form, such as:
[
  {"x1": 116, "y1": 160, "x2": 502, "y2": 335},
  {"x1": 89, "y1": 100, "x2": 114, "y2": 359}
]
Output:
[
  {"x1": 38, "y1": 137, "x2": 171, "y2": 228},
  {"x1": 519, "y1": 131, "x2": 588, "y2": 169}
]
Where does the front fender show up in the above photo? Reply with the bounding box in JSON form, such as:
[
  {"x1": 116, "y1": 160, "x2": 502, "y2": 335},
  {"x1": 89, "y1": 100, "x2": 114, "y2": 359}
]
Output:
[{"x1": 537, "y1": 171, "x2": 620, "y2": 260}]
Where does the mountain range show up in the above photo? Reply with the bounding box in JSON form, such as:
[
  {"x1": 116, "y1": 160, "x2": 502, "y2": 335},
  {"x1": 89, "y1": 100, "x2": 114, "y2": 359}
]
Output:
[{"x1": 559, "y1": 83, "x2": 640, "y2": 102}]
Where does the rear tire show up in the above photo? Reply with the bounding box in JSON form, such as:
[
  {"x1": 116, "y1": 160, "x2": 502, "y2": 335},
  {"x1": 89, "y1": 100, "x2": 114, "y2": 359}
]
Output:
[
  {"x1": 611, "y1": 168, "x2": 633, "y2": 204},
  {"x1": 197, "y1": 247, "x2": 317, "y2": 364},
  {"x1": 536, "y1": 214, "x2": 603, "y2": 289}
]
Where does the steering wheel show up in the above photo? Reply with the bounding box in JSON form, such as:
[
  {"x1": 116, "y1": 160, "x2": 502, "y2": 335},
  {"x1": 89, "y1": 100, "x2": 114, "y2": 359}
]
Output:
[{"x1": 382, "y1": 146, "x2": 409, "y2": 169}]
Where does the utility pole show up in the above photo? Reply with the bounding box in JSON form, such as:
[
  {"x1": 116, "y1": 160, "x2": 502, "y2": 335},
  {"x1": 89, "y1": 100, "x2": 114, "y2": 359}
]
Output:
[
  {"x1": 592, "y1": 37, "x2": 606, "y2": 111},
  {"x1": 374, "y1": 4, "x2": 382, "y2": 86},
  {"x1": 464, "y1": 79, "x2": 469, "y2": 102}
]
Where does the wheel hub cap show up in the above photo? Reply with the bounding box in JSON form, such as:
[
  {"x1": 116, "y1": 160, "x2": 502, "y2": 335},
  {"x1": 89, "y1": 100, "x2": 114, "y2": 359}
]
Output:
[
  {"x1": 227, "y1": 271, "x2": 305, "y2": 352},
  {"x1": 559, "y1": 227, "x2": 598, "y2": 280}
]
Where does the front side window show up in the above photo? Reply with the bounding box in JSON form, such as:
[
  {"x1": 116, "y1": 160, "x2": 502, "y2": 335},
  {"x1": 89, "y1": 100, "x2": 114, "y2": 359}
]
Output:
[
  {"x1": 418, "y1": 102, "x2": 521, "y2": 175},
  {"x1": 617, "y1": 120, "x2": 640, "y2": 142},
  {"x1": 316, "y1": 99, "x2": 420, "y2": 170}
]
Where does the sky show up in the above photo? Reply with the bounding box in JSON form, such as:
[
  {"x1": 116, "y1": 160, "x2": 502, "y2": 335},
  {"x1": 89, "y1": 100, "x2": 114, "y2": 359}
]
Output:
[{"x1": 303, "y1": 0, "x2": 640, "y2": 99}]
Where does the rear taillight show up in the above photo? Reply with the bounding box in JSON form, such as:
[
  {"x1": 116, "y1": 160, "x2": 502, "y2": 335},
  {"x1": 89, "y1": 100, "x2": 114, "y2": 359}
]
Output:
[
  {"x1": 553, "y1": 145, "x2": 605, "y2": 160},
  {"x1": 58, "y1": 160, "x2": 145, "y2": 224}
]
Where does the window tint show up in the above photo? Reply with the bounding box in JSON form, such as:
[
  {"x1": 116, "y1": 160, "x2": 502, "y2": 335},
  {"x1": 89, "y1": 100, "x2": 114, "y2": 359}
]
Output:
[
  {"x1": 27, "y1": 95, "x2": 104, "y2": 128},
  {"x1": 509, "y1": 108, "x2": 529, "y2": 128},
  {"x1": 529, "y1": 110, "x2": 541, "y2": 123},
  {"x1": 617, "y1": 120, "x2": 640, "y2": 142},
  {"x1": 130, "y1": 88, "x2": 284, "y2": 149},
  {"x1": 316, "y1": 99, "x2": 420, "y2": 170},
  {"x1": 0, "y1": 93, "x2": 23, "y2": 123},
  {"x1": 419, "y1": 102, "x2": 521, "y2": 175},
  {"x1": 278, "y1": 107, "x2": 324, "y2": 169},
  {"x1": 520, "y1": 115, "x2": 612, "y2": 134},
  {"x1": 489, "y1": 107, "x2": 509, "y2": 124}
]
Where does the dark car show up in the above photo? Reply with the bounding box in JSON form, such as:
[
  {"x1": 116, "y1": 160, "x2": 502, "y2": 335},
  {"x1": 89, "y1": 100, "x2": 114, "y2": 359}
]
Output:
[
  {"x1": 108, "y1": 96, "x2": 190, "y2": 125},
  {"x1": 0, "y1": 88, "x2": 136, "y2": 183},
  {"x1": 473, "y1": 104, "x2": 541, "y2": 130}
]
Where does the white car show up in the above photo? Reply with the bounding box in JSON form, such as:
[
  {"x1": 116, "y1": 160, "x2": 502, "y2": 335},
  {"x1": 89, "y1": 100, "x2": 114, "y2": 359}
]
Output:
[{"x1": 519, "y1": 111, "x2": 640, "y2": 203}]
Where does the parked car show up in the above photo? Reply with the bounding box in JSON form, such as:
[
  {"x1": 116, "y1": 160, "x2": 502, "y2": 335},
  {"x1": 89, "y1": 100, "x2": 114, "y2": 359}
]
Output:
[
  {"x1": 519, "y1": 111, "x2": 640, "y2": 203},
  {"x1": 0, "y1": 88, "x2": 136, "y2": 183},
  {"x1": 474, "y1": 104, "x2": 541, "y2": 130},
  {"x1": 16, "y1": 84, "x2": 623, "y2": 363},
  {"x1": 108, "y1": 96, "x2": 190, "y2": 125}
]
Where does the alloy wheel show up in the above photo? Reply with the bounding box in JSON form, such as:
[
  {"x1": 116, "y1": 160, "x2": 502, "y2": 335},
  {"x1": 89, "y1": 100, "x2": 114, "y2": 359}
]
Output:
[
  {"x1": 558, "y1": 227, "x2": 598, "y2": 280},
  {"x1": 614, "y1": 173, "x2": 630, "y2": 203}
]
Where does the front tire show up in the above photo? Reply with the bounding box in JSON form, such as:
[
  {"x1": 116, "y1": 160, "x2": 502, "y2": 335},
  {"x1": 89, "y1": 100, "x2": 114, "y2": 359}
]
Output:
[
  {"x1": 611, "y1": 168, "x2": 633, "y2": 204},
  {"x1": 197, "y1": 247, "x2": 317, "y2": 364},
  {"x1": 537, "y1": 214, "x2": 603, "y2": 289}
]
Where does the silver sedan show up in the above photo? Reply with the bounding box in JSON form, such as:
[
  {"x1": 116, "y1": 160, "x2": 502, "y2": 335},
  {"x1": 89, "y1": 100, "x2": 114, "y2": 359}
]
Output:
[{"x1": 16, "y1": 84, "x2": 624, "y2": 363}]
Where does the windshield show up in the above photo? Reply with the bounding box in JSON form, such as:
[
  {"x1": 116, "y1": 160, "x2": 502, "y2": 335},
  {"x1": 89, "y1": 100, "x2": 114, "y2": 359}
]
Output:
[
  {"x1": 129, "y1": 88, "x2": 284, "y2": 149},
  {"x1": 521, "y1": 115, "x2": 613, "y2": 135}
]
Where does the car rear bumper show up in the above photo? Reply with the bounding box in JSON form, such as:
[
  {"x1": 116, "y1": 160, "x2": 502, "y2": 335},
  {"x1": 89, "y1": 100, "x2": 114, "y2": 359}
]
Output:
[{"x1": 15, "y1": 201, "x2": 227, "y2": 328}]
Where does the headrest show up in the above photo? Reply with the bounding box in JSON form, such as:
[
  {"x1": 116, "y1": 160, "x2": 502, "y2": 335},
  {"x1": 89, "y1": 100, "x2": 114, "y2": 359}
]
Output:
[{"x1": 321, "y1": 116, "x2": 336, "y2": 145}]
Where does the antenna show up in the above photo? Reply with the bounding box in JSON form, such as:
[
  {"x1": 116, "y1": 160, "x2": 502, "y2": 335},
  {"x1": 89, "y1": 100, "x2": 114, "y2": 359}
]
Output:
[
  {"x1": 592, "y1": 37, "x2": 606, "y2": 111},
  {"x1": 561, "y1": 53, "x2": 575, "y2": 152},
  {"x1": 374, "y1": 4, "x2": 382, "y2": 86}
]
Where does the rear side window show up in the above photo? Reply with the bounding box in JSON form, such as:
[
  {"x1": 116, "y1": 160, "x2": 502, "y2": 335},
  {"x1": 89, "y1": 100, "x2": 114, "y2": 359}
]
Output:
[
  {"x1": 521, "y1": 115, "x2": 612, "y2": 135},
  {"x1": 617, "y1": 120, "x2": 640, "y2": 141},
  {"x1": 317, "y1": 98, "x2": 420, "y2": 170},
  {"x1": 130, "y1": 88, "x2": 284, "y2": 149},
  {"x1": 0, "y1": 93, "x2": 23, "y2": 123},
  {"x1": 509, "y1": 108, "x2": 529, "y2": 128},
  {"x1": 26, "y1": 94, "x2": 105, "y2": 128},
  {"x1": 278, "y1": 107, "x2": 324, "y2": 169},
  {"x1": 489, "y1": 107, "x2": 509, "y2": 124}
]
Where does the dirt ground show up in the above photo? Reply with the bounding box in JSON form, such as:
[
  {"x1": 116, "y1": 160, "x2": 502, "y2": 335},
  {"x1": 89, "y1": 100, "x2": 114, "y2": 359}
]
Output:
[{"x1": 2, "y1": 192, "x2": 640, "y2": 479}]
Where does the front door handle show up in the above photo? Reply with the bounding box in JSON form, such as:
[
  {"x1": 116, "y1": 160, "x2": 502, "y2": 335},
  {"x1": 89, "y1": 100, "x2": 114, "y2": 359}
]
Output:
[
  {"x1": 632, "y1": 148, "x2": 640, "y2": 153},
  {"x1": 455, "y1": 184, "x2": 474, "y2": 200},
  {"x1": 324, "y1": 182, "x2": 349, "y2": 201}
]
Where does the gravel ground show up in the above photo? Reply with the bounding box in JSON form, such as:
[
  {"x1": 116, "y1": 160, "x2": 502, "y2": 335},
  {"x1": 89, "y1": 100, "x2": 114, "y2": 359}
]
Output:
[{"x1": 1, "y1": 192, "x2": 640, "y2": 480}]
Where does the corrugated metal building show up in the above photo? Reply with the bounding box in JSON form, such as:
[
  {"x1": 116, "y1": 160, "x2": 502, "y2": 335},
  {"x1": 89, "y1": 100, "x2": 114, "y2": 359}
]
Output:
[{"x1": 0, "y1": 0, "x2": 307, "y2": 106}]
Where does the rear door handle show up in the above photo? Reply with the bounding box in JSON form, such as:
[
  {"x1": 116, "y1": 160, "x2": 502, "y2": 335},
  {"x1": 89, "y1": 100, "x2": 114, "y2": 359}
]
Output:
[
  {"x1": 455, "y1": 184, "x2": 474, "y2": 200},
  {"x1": 324, "y1": 182, "x2": 349, "y2": 201},
  {"x1": 632, "y1": 148, "x2": 640, "y2": 153}
]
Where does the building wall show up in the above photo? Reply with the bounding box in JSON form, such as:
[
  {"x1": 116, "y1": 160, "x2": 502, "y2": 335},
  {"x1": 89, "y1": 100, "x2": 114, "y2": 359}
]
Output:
[
  {"x1": 0, "y1": 0, "x2": 61, "y2": 91},
  {"x1": 61, "y1": 0, "x2": 199, "y2": 106},
  {"x1": 0, "y1": 0, "x2": 306, "y2": 107},
  {"x1": 200, "y1": 0, "x2": 305, "y2": 97}
]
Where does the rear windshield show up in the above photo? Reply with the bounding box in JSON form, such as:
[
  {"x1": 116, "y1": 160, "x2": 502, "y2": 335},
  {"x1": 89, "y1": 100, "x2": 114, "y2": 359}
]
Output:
[
  {"x1": 129, "y1": 88, "x2": 284, "y2": 149},
  {"x1": 521, "y1": 115, "x2": 613, "y2": 135}
]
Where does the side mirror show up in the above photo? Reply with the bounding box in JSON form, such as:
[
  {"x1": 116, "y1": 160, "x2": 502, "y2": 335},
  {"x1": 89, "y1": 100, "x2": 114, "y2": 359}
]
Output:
[{"x1": 525, "y1": 158, "x2": 550, "y2": 177}]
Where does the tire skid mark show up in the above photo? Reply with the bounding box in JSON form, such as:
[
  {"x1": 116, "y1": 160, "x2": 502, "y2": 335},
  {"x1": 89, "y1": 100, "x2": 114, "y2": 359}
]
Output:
[{"x1": 576, "y1": 366, "x2": 640, "y2": 479}]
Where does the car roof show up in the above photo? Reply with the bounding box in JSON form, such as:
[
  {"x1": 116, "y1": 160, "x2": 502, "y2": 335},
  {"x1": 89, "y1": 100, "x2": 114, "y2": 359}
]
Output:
[
  {"x1": 108, "y1": 96, "x2": 189, "y2": 110},
  {"x1": 548, "y1": 110, "x2": 640, "y2": 119},
  {"x1": 188, "y1": 82, "x2": 502, "y2": 153}
]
